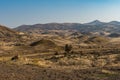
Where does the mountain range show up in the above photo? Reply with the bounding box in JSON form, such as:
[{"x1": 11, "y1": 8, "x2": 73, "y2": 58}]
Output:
[{"x1": 14, "y1": 20, "x2": 120, "y2": 34}]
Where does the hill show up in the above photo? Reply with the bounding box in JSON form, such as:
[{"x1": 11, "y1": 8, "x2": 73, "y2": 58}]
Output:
[
  {"x1": 0, "y1": 25, "x2": 17, "y2": 38},
  {"x1": 14, "y1": 20, "x2": 120, "y2": 35},
  {"x1": 30, "y1": 39, "x2": 56, "y2": 47},
  {"x1": 29, "y1": 39, "x2": 59, "y2": 51},
  {"x1": 85, "y1": 36, "x2": 109, "y2": 44}
]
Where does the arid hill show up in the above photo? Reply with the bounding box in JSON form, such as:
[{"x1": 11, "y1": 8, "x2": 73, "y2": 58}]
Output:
[
  {"x1": 0, "y1": 25, "x2": 17, "y2": 38},
  {"x1": 15, "y1": 20, "x2": 120, "y2": 35},
  {"x1": 0, "y1": 23, "x2": 119, "y2": 80}
]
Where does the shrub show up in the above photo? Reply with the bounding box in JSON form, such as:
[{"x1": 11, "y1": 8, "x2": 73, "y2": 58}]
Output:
[
  {"x1": 64, "y1": 44, "x2": 72, "y2": 53},
  {"x1": 11, "y1": 55, "x2": 19, "y2": 61}
]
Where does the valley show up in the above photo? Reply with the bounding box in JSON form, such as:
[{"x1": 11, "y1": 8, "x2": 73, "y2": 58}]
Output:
[{"x1": 0, "y1": 21, "x2": 120, "y2": 80}]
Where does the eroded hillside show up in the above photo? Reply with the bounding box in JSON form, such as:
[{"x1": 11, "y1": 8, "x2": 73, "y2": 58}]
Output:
[{"x1": 0, "y1": 25, "x2": 119, "y2": 80}]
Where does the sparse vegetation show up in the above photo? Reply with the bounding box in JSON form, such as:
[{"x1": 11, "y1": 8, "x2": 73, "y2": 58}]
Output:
[
  {"x1": 11, "y1": 55, "x2": 19, "y2": 61},
  {"x1": 64, "y1": 44, "x2": 72, "y2": 56},
  {"x1": 0, "y1": 24, "x2": 119, "y2": 80}
]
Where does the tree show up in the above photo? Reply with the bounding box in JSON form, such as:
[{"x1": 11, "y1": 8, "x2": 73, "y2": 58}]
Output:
[{"x1": 64, "y1": 44, "x2": 72, "y2": 53}]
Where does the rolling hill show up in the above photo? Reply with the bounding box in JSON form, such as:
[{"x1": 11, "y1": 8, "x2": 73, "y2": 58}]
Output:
[
  {"x1": 0, "y1": 25, "x2": 18, "y2": 39},
  {"x1": 14, "y1": 20, "x2": 120, "y2": 34}
]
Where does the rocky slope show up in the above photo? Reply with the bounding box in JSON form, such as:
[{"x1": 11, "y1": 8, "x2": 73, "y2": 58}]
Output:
[{"x1": 0, "y1": 25, "x2": 17, "y2": 38}]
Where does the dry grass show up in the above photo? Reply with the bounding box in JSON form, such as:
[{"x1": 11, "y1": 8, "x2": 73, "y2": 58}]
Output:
[{"x1": 0, "y1": 34, "x2": 119, "y2": 80}]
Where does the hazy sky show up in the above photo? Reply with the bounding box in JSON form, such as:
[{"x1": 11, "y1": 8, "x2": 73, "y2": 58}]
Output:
[{"x1": 0, "y1": 0, "x2": 120, "y2": 27}]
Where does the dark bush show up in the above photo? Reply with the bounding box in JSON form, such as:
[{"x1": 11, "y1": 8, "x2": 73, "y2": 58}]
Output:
[{"x1": 11, "y1": 55, "x2": 19, "y2": 60}]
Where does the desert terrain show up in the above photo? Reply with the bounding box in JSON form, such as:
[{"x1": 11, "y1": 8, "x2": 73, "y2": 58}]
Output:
[{"x1": 0, "y1": 21, "x2": 120, "y2": 80}]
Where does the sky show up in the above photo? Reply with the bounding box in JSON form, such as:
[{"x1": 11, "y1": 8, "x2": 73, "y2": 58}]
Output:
[{"x1": 0, "y1": 0, "x2": 120, "y2": 28}]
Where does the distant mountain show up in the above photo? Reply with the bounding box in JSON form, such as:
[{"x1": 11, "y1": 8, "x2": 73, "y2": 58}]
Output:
[
  {"x1": 85, "y1": 20, "x2": 106, "y2": 25},
  {"x1": 108, "y1": 21, "x2": 120, "y2": 25},
  {"x1": 15, "y1": 23, "x2": 81, "y2": 31},
  {"x1": 14, "y1": 20, "x2": 120, "y2": 34}
]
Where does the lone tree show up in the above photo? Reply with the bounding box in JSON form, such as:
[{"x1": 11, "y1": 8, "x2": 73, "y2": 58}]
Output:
[
  {"x1": 64, "y1": 44, "x2": 72, "y2": 55},
  {"x1": 11, "y1": 55, "x2": 19, "y2": 61}
]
